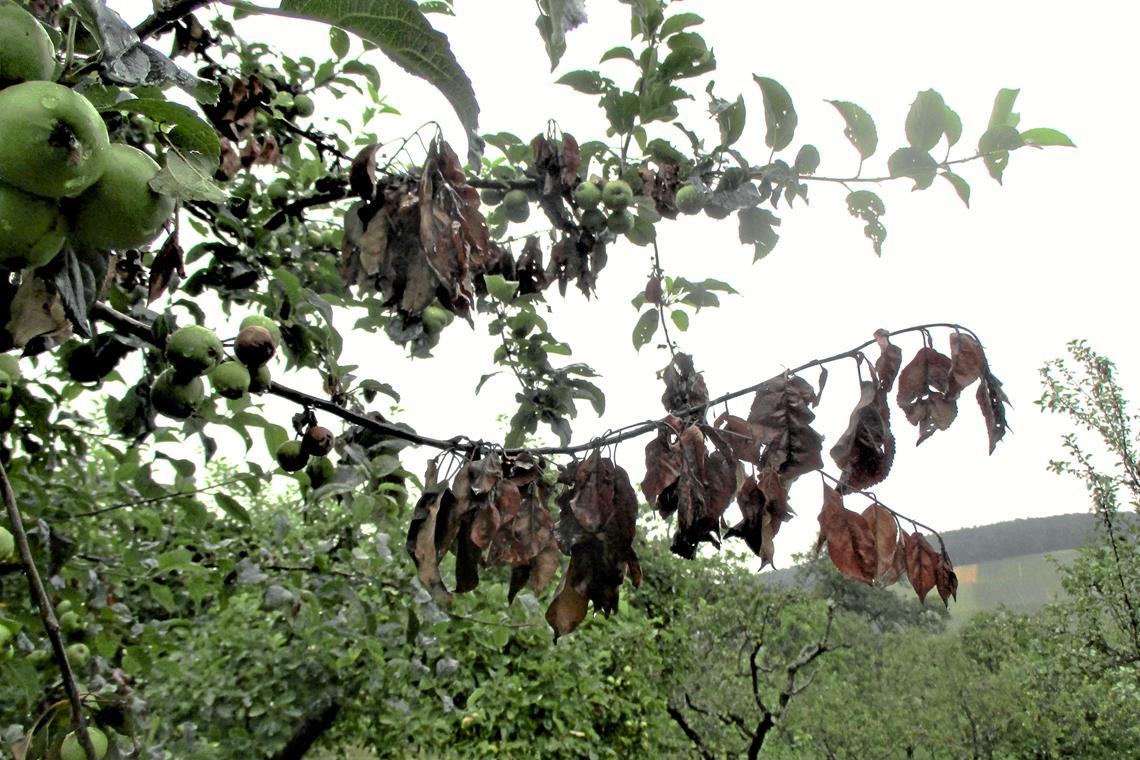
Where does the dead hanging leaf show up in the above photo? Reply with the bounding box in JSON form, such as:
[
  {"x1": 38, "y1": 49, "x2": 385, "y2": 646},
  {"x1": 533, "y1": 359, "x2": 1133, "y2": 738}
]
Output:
[
  {"x1": 515, "y1": 236, "x2": 548, "y2": 295},
  {"x1": 645, "y1": 273, "x2": 663, "y2": 306},
  {"x1": 660, "y1": 353, "x2": 709, "y2": 418},
  {"x1": 935, "y1": 551, "x2": 958, "y2": 606},
  {"x1": 976, "y1": 367, "x2": 1011, "y2": 454},
  {"x1": 873, "y1": 329, "x2": 903, "y2": 392},
  {"x1": 712, "y1": 412, "x2": 761, "y2": 465},
  {"x1": 896, "y1": 346, "x2": 958, "y2": 445},
  {"x1": 748, "y1": 373, "x2": 825, "y2": 483},
  {"x1": 350, "y1": 143, "x2": 382, "y2": 202},
  {"x1": 878, "y1": 535, "x2": 908, "y2": 588},
  {"x1": 726, "y1": 467, "x2": 790, "y2": 568},
  {"x1": 148, "y1": 233, "x2": 185, "y2": 304},
  {"x1": 547, "y1": 453, "x2": 640, "y2": 638},
  {"x1": 815, "y1": 366, "x2": 829, "y2": 407},
  {"x1": 817, "y1": 485, "x2": 877, "y2": 584},
  {"x1": 651, "y1": 163, "x2": 681, "y2": 219},
  {"x1": 560, "y1": 134, "x2": 582, "y2": 189},
  {"x1": 948, "y1": 332, "x2": 986, "y2": 398},
  {"x1": 545, "y1": 230, "x2": 606, "y2": 297},
  {"x1": 861, "y1": 503, "x2": 899, "y2": 581},
  {"x1": 830, "y1": 380, "x2": 895, "y2": 491},
  {"x1": 530, "y1": 134, "x2": 576, "y2": 231},
  {"x1": 904, "y1": 531, "x2": 940, "y2": 604},
  {"x1": 642, "y1": 416, "x2": 684, "y2": 508},
  {"x1": 405, "y1": 464, "x2": 457, "y2": 605},
  {"x1": 5, "y1": 273, "x2": 72, "y2": 350}
]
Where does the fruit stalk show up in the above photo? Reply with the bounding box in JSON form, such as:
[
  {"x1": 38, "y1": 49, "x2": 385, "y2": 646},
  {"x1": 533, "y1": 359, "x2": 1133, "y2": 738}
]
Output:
[{"x1": 0, "y1": 461, "x2": 100, "y2": 760}]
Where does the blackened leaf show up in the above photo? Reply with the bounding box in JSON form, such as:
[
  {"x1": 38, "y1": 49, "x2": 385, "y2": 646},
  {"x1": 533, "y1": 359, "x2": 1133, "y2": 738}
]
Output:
[
  {"x1": 977, "y1": 367, "x2": 1011, "y2": 454},
  {"x1": 659, "y1": 353, "x2": 708, "y2": 417},
  {"x1": 42, "y1": 245, "x2": 107, "y2": 339},
  {"x1": 642, "y1": 417, "x2": 684, "y2": 506},
  {"x1": 712, "y1": 412, "x2": 761, "y2": 465},
  {"x1": 830, "y1": 380, "x2": 895, "y2": 491},
  {"x1": 148, "y1": 234, "x2": 185, "y2": 305},
  {"x1": 935, "y1": 551, "x2": 958, "y2": 606}
]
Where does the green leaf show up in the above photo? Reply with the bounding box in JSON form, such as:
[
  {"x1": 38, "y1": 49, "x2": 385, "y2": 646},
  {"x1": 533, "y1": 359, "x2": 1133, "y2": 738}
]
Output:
[
  {"x1": 264, "y1": 423, "x2": 289, "y2": 458},
  {"x1": 213, "y1": 493, "x2": 251, "y2": 525},
  {"x1": 556, "y1": 69, "x2": 610, "y2": 95},
  {"x1": 979, "y1": 125, "x2": 1024, "y2": 183},
  {"x1": 827, "y1": 100, "x2": 877, "y2": 161},
  {"x1": 943, "y1": 104, "x2": 963, "y2": 148},
  {"x1": 625, "y1": 215, "x2": 656, "y2": 246},
  {"x1": 483, "y1": 274, "x2": 519, "y2": 302},
  {"x1": 670, "y1": 310, "x2": 689, "y2": 332},
  {"x1": 846, "y1": 190, "x2": 886, "y2": 256},
  {"x1": 989, "y1": 88, "x2": 1020, "y2": 129},
  {"x1": 941, "y1": 171, "x2": 971, "y2": 207},
  {"x1": 794, "y1": 144, "x2": 820, "y2": 175},
  {"x1": 329, "y1": 25, "x2": 351, "y2": 58},
  {"x1": 738, "y1": 207, "x2": 780, "y2": 261},
  {"x1": 1020, "y1": 128, "x2": 1076, "y2": 147},
  {"x1": 887, "y1": 147, "x2": 938, "y2": 190},
  {"x1": 103, "y1": 99, "x2": 220, "y2": 163},
  {"x1": 905, "y1": 89, "x2": 947, "y2": 152},
  {"x1": 753, "y1": 76, "x2": 797, "y2": 151},
  {"x1": 660, "y1": 12, "x2": 704, "y2": 37},
  {"x1": 632, "y1": 309, "x2": 660, "y2": 351},
  {"x1": 713, "y1": 93, "x2": 746, "y2": 148},
  {"x1": 534, "y1": 0, "x2": 588, "y2": 70},
  {"x1": 599, "y1": 46, "x2": 635, "y2": 63},
  {"x1": 150, "y1": 148, "x2": 227, "y2": 203},
  {"x1": 279, "y1": 0, "x2": 481, "y2": 163},
  {"x1": 602, "y1": 90, "x2": 640, "y2": 134}
]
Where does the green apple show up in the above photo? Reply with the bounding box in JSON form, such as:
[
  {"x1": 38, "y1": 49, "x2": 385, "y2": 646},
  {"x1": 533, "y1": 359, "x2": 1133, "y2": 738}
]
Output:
[
  {"x1": 69, "y1": 143, "x2": 174, "y2": 250},
  {"x1": 58, "y1": 609, "x2": 82, "y2": 633},
  {"x1": 150, "y1": 369, "x2": 204, "y2": 420},
  {"x1": 479, "y1": 187, "x2": 504, "y2": 206},
  {"x1": 0, "y1": 526, "x2": 14, "y2": 561},
  {"x1": 503, "y1": 189, "x2": 530, "y2": 223},
  {"x1": 248, "y1": 363, "x2": 272, "y2": 394},
  {"x1": 421, "y1": 304, "x2": 453, "y2": 334},
  {"x1": 573, "y1": 181, "x2": 602, "y2": 210},
  {"x1": 276, "y1": 440, "x2": 309, "y2": 472},
  {"x1": 239, "y1": 314, "x2": 282, "y2": 346},
  {"x1": 60, "y1": 726, "x2": 108, "y2": 760},
  {"x1": 0, "y1": 354, "x2": 21, "y2": 380},
  {"x1": 65, "y1": 641, "x2": 90, "y2": 666},
  {"x1": 0, "y1": 370, "x2": 12, "y2": 403},
  {"x1": 306, "y1": 456, "x2": 335, "y2": 488},
  {"x1": 602, "y1": 180, "x2": 633, "y2": 210},
  {"x1": 580, "y1": 208, "x2": 607, "y2": 234},
  {"x1": 294, "y1": 93, "x2": 315, "y2": 117},
  {"x1": 209, "y1": 360, "x2": 250, "y2": 400},
  {"x1": 675, "y1": 184, "x2": 705, "y2": 215},
  {"x1": 0, "y1": 1, "x2": 55, "y2": 88},
  {"x1": 0, "y1": 81, "x2": 109, "y2": 198},
  {"x1": 607, "y1": 209, "x2": 634, "y2": 234},
  {"x1": 0, "y1": 622, "x2": 11, "y2": 658},
  {"x1": 165, "y1": 325, "x2": 223, "y2": 379},
  {"x1": 0, "y1": 180, "x2": 67, "y2": 269}
]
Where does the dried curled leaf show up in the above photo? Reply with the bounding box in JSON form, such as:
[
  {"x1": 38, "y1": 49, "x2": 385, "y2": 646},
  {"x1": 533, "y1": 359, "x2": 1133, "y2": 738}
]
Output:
[
  {"x1": 817, "y1": 485, "x2": 877, "y2": 584},
  {"x1": 748, "y1": 373, "x2": 824, "y2": 482},
  {"x1": 896, "y1": 346, "x2": 957, "y2": 445},
  {"x1": 830, "y1": 380, "x2": 895, "y2": 491},
  {"x1": 904, "y1": 531, "x2": 940, "y2": 604},
  {"x1": 977, "y1": 367, "x2": 1011, "y2": 454}
]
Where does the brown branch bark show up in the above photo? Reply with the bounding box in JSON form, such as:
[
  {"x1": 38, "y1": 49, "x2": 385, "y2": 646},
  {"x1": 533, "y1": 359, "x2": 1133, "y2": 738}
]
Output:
[
  {"x1": 0, "y1": 462, "x2": 99, "y2": 760},
  {"x1": 268, "y1": 699, "x2": 341, "y2": 760}
]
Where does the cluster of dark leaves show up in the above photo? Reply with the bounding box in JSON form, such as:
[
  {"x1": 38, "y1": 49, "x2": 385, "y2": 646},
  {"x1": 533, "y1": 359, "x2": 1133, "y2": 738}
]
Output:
[
  {"x1": 406, "y1": 447, "x2": 642, "y2": 639},
  {"x1": 816, "y1": 485, "x2": 957, "y2": 605},
  {"x1": 640, "y1": 333, "x2": 1007, "y2": 606},
  {"x1": 200, "y1": 68, "x2": 283, "y2": 179}
]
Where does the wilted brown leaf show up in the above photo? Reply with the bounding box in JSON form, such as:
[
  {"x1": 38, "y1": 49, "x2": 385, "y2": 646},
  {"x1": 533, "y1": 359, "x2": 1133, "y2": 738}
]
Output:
[
  {"x1": 830, "y1": 381, "x2": 895, "y2": 491},
  {"x1": 904, "y1": 531, "x2": 940, "y2": 604},
  {"x1": 148, "y1": 233, "x2": 185, "y2": 305},
  {"x1": 977, "y1": 368, "x2": 1011, "y2": 454},
  {"x1": 712, "y1": 412, "x2": 761, "y2": 465},
  {"x1": 873, "y1": 329, "x2": 903, "y2": 392},
  {"x1": 935, "y1": 552, "x2": 958, "y2": 606},
  {"x1": 861, "y1": 503, "x2": 898, "y2": 581},
  {"x1": 748, "y1": 373, "x2": 825, "y2": 482},
  {"x1": 642, "y1": 416, "x2": 684, "y2": 507},
  {"x1": 818, "y1": 485, "x2": 877, "y2": 584},
  {"x1": 896, "y1": 346, "x2": 957, "y2": 445},
  {"x1": 948, "y1": 332, "x2": 985, "y2": 397},
  {"x1": 405, "y1": 464, "x2": 456, "y2": 604},
  {"x1": 660, "y1": 353, "x2": 709, "y2": 417},
  {"x1": 350, "y1": 143, "x2": 381, "y2": 202}
]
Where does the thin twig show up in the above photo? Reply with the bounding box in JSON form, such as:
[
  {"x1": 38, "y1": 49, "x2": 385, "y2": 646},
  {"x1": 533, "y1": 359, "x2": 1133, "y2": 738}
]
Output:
[{"x1": 0, "y1": 462, "x2": 99, "y2": 760}]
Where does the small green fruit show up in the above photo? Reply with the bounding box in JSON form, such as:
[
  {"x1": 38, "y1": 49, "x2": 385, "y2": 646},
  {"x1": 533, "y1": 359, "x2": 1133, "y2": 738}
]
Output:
[
  {"x1": 0, "y1": 370, "x2": 12, "y2": 403},
  {"x1": 55, "y1": 599, "x2": 72, "y2": 616},
  {"x1": 0, "y1": 526, "x2": 14, "y2": 561},
  {"x1": 0, "y1": 81, "x2": 110, "y2": 198},
  {"x1": 421, "y1": 304, "x2": 452, "y2": 334},
  {"x1": 58, "y1": 609, "x2": 82, "y2": 633},
  {"x1": 621, "y1": 166, "x2": 645, "y2": 195},
  {"x1": 0, "y1": 354, "x2": 21, "y2": 380},
  {"x1": 606, "y1": 209, "x2": 634, "y2": 234},
  {"x1": 293, "y1": 93, "x2": 315, "y2": 117},
  {"x1": 27, "y1": 648, "x2": 50, "y2": 667},
  {"x1": 248, "y1": 364, "x2": 272, "y2": 394},
  {"x1": 276, "y1": 440, "x2": 309, "y2": 472},
  {"x1": 580, "y1": 208, "x2": 607, "y2": 234},
  {"x1": 502, "y1": 189, "x2": 530, "y2": 223},
  {"x1": 573, "y1": 181, "x2": 602, "y2": 210},
  {"x1": 0, "y1": 180, "x2": 67, "y2": 270},
  {"x1": 0, "y1": 1, "x2": 56, "y2": 87},
  {"x1": 266, "y1": 178, "x2": 290, "y2": 201},
  {"x1": 602, "y1": 180, "x2": 634, "y2": 210},
  {"x1": 60, "y1": 726, "x2": 108, "y2": 760},
  {"x1": 306, "y1": 456, "x2": 335, "y2": 488},
  {"x1": 65, "y1": 641, "x2": 90, "y2": 667},
  {"x1": 209, "y1": 360, "x2": 250, "y2": 400},
  {"x1": 239, "y1": 314, "x2": 282, "y2": 346},
  {"x1": 674, "y1": 184, "x2": 705, "y2": 215},
  {"x1": 235, "y1": 325, "x2": 276, "y2": 368},
  {"x1": 479, "y1": 187, "x2": 505, "y2": 206},
  {"x1": 150, "y1": 369, "x2": 204, "y2": 420},
  {"x1": 302, "y1": 425, "x2": 335, "y2": 457},
  {"x1": 69, "y1": 143, "x2": 175, "y2": 250},
  {"x1": 165, "y1": 325, "x2": 223, "y2": 379},
  {"x1": 0, "y1": 623, "x2": 11, "y2": 655}
]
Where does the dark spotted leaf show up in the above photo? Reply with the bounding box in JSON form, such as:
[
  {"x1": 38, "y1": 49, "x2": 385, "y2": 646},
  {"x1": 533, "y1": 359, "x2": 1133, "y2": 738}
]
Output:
[
  {"x1": 977, "y1": 367, "x2": 1011, "y2": 454},
  {"x1": 830, "y1": 380, "x2": 895, "y2": 491}
]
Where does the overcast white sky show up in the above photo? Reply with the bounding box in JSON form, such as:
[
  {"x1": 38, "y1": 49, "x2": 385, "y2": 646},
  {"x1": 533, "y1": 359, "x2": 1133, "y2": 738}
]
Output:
[{"x1": 114, "y1": 1, "x2": 1140, "y2": 567}]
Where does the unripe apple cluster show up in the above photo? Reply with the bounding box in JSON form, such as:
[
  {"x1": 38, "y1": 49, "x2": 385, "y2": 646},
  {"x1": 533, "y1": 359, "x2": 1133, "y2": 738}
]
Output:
[
  {"x1": 276, "y1": 422, "x2": 336, "y2": 474},
  {"x1": 0, "y1": 353, "x2": 24, "y2": 433},
  {"x1": 0, "y1": 4, "x2": 175, "y2": 271},
  {"x1": 150, "y1": 316, "x2": 279, "y2": 420}
]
